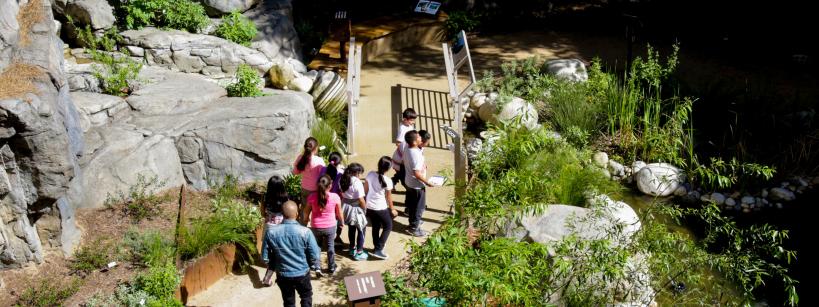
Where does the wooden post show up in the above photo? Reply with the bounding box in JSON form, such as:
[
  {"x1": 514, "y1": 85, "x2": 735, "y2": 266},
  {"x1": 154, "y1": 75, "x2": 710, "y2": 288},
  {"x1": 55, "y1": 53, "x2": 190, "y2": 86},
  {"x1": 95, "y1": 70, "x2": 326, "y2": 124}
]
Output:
[{"x1": 175, "y1": 184, "x2": 187, "y2": 268}]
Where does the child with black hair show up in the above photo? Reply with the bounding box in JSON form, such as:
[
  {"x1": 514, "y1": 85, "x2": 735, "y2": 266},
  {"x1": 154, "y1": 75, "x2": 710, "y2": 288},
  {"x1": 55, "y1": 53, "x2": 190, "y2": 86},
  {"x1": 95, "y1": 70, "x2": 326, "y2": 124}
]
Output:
[
  {"x1": 391, "y1": 108, "x2": 418, "y2": 189},
  {"x1": 261, "y1": 175, "x2": 289, "y2": 286},
  {"x1": 340, "y1": 163, "x2": 368, "y2": 260},
  {"x1": 365, "y1": 156, "x2": 398, "y2": 259},
  {"x1": 320, "y1": 152, "x2": 346, "y2": 246}
]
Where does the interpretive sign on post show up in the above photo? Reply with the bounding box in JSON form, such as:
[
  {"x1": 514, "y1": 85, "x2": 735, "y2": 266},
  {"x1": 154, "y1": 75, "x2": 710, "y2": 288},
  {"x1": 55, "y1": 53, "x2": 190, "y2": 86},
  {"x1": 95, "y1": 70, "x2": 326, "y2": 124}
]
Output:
[
  {"x1": 414, "y1": 0, "x2": 441, "y2": 15},
  {"x1": 441, "y1": 30, "x2": 475, "y2": 205},
  {"x1": 344, "y1": 271, "x2": 386, "y2": 306},
  {"x1": 346, "y1": 37, "x2": 362, "y2": 156}
]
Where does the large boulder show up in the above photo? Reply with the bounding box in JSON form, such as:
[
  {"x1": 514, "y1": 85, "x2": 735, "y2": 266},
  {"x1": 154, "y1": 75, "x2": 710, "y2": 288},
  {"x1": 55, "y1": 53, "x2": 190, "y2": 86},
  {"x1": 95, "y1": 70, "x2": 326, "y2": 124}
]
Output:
[
  {"x1": 120, "y1": 28, "x2": 273, "y2": 80},
  {"x1": 67, "y1": 126, "x2": 185, "y2": 209},
  {"x1": 479, "y1": 97, "x2": 539, "y2": 130},
  {"x1": 635, "y1": 163, "x2": 684, "y2": 197},
  {"x1": 1, "y1": 0, "x2": 84, "y2": 267},
  {"x1": 65, "y1": 62, "x2": 102, "y2": 92},
  {"x1": 125, "y1": 67, "x2": 227, "y2": 115},
  {"x1": 269, "y1": 57, "x2": 306, "y2": 89},
  {"x1": 243, "y1": 0, "x2": 301, "y2": 62},
  {"x1": 128, "y1": 90, "x2": 314, "y2": 190},
  {"x1": 545, "y1": 59, "x2": 588, "y2": 82},
  {"x1": 199, "y1": 0, "x2": 259, "y2": 16},
  {"x1": 52, "y1": 0, "x2": 115, "y2": 30}
]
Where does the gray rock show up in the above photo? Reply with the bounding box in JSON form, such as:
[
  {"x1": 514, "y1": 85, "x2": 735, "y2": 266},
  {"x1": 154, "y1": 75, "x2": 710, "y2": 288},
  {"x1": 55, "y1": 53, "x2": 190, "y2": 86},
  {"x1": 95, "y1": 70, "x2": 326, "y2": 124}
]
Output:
[
  {"x1": 126, "y1": 69, "x2": 226, "y2": 115},
  {"x1": 741, "y1": 196, "x2": 755, "y2": 205},
  {"x1": 545, "y1": 59, "x2": 588, "y2": 82},
  {"x1": 683, "y1": 190, "x2": 701, "y2": 203},
  {"x1": 608, "y1": 160, "x2": 626, "y2": 178},
  {"x1": 128, "y1": 90, "x2": 314, "y2": 190},
  {"x1": 53, "y1": 0, "x2": 115, "y2": 30},
  {"x1": 465, "y1": 138, "x2": 483, "y2": 162},
  {"x1": 769, "y1": 187, "x2": 796, "y2": 202},
  {"x1": 478, "y1": 100, "x2": 496, "y2": 122},
  {"x1": 797, "y1": 177, "x2": 809, "y2": 187},
  {"x1": 470, "y1": 93, "x2": 487, "y2": 109},
  {"x1": 673, "y1": 185, "x2": 687, "y2": 197},
  {"x1": 709, "y1": 192, "x2": 726, "y2": 205},
  {"x1": 635, "y1": 163, "x2": 684, "y2": 197},
  {"x1": 71, "y1": 92, "x2": 128, "y2": 131},
  {"x1": 593, "y1": 152, "x2": 609, "y2": 168},
  {"x1": 485, "y1": 97, "x2": 538, "y2": 130},
  {"x1": 66, "y1": 63, "x2": 102, "y2": 92},
  {"x1": 761, "y1": 189, "x2": 768, "y2": 198},
  {"x1": 200, "y1": 0, "x2": 259, "y2": 16},
  {"x1": 631, "y1": 161, "x2": 647, "y2": 174},
  {"x1": 288, "y1": 75, "x2": 313, "y2": 92},
  {"x1": 67, "y1": 126, "x2": 185, "y2": 209},
  {"x1": 120, "y1": 28, "x2": 274, "y2": 80},
  {"x1": 244, "y1": 0, "x2": 301, "y2": 62},
  {"x1": 725, "y1": 198, "x2": 736, "y2": 207}
]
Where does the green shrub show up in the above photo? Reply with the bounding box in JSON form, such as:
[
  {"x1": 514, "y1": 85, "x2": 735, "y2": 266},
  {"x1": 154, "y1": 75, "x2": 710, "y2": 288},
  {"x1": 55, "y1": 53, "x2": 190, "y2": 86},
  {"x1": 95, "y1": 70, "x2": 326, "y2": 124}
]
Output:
[
  {"x1": 215, "y1": 11, "x2": 258, "y2": 46},
  {"x1": 210, "y1": 174, "x2": 244, "y2": 200},
  {"x1": 691, "y1": 157, "x2": 776, "y2": 191},
  {"x1": 177, "y1": 198, "x2": 260, "y2": 261},
  {"x1": 105, "y1": 174, "x2": 168, "y2": 222},
  {"x1": 75, "y1": 24, "x2": 142, "y2": 96},
  {"x1": 226, "y1": 64, "x2": 264, "y2": 97},
  {"x1": 123, "y1": 229, "x2": 176, "y2": 267},
  {"x1": 116, "y1": 0, "x2": 209, "y2": 32},
  {"x1": 312, "y1": 114, "x2": 348, "y2": 159},
  {"x1": 284, "y1": 174, "x2": 302, "y2": 201},
  {"x1": 15, "y1": 276, "x2": 82, "y2": 307},
  {"x1": 444, "y1": 11, "x2": 481, "y2": 40},
  {"x1": 133, "y1": 261, "x2": 181, "y2": 303},
  {"x1": 70, "y1": 238, "x2": 118, "y2": 274}
]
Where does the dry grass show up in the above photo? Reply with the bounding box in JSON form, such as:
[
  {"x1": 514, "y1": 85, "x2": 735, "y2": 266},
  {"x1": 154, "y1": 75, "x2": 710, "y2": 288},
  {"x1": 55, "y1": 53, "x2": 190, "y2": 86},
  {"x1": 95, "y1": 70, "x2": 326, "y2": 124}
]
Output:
[
  {"x1": 0, "y1": 63, "x2": 44, "y2": 100},
  {"x1": 16, "y1": 0, "x2": 45, "y2": 47}
]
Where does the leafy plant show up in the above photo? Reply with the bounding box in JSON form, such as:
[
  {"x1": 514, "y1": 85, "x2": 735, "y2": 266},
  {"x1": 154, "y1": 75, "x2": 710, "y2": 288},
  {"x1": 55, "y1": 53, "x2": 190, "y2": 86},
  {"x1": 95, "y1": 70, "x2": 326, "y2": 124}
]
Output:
[
  {"x1": 690, "y1": 157, "x2": 776, "y2": 190},
  {"x1": 115, "y1": 0, "x2": 209, "y2": 32},
  {"x1": 15, "y1": 275, "x2": 82, "y2": 307},
  {"x1": 105, "y1": 174, "x2": 168, "y2": 222},
  {"x1": 312, "y1": 114, "x2": 348, "y2": 158},
  {"x1": 70, "y1": 238, "x2": 118, "y2": 274},
  {"x1": 123, "y1": 229, "x2": 176, "y2": 267},
  {"x1": 74, "y1": 23, "x2": 142, "y2": 96},
  {"x1": 215, "y1": 11, "x2": 257, "y2": 46},
  {"x1": 133, "y1": 261, "x2": 182, "y2": 306},
  {"x1": 210, "y1": 174, "x2": 245, "y2": 200},
  {"x1": 226, "y1": 64, "x2": 264, "y2": 97},
  {"x1": 284, "y1": 174, "x2": 302, "y2": 201},
  {"x1": 85, "y1": 284, "x2": 152, "y2": 307},
  {"x1": 444, "y1": 11, "x2": 481, "y2": 40}
]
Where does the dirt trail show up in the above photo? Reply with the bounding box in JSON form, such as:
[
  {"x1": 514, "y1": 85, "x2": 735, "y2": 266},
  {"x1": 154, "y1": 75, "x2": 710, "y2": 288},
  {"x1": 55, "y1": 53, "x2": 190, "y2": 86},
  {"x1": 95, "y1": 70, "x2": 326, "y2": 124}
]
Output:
[{"x1": 187, "y1": 32, "x2": 592, "y2": 307}]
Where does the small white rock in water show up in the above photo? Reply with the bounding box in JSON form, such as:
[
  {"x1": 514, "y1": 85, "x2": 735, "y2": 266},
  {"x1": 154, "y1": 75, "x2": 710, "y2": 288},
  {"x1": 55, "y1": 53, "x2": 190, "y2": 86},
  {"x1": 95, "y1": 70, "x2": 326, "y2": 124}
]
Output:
[
  {"x1": 741, "y1": 196, "x2": 755, "y2": 205},
  {"x1": 710, "y1": 193, "x2": 726, "y2": 205},
  {"x1": 769, "y1": 187, "x2": 796, "y2": 201},
  {"x1": 593, "y1": 152, "x2": 609, "y2": 168},
  {"x1": 673, "y1": 186, "x2": 688, "y2": 196},
  {"x1": 776, "y1": 203, "x2": 784, "y2": 209},
  {"x1": 725, "y1": 198, "x2": 736, "y2": 206}
]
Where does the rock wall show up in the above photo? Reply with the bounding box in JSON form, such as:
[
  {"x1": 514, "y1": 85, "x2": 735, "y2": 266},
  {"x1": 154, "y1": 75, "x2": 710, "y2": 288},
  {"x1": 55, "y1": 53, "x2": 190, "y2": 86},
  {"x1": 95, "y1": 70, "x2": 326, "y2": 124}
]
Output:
[{"x1": 1, "y1": 0, "x2": 83, "y2": 268}]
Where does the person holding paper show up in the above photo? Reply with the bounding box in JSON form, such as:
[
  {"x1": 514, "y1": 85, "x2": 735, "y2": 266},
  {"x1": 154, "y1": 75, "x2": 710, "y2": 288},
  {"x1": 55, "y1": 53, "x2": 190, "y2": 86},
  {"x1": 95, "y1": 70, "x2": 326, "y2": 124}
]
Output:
[{"x1": 403, "y1": 130, "x2": 434, "y2": 237}]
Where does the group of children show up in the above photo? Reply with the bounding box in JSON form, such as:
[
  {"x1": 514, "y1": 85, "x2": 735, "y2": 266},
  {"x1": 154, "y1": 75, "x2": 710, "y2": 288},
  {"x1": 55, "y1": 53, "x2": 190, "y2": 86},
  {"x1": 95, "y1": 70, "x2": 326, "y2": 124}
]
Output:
[{"x1": 260, "y1": 108, "x2": 434, "y2": 285}]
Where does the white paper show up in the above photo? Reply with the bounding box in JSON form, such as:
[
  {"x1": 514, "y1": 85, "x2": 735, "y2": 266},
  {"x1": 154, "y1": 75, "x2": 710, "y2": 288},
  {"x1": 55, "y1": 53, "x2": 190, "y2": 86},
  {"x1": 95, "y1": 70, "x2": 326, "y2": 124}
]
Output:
[{"x1": 428, "y1": 175, "x2": 446, "y2": 187}]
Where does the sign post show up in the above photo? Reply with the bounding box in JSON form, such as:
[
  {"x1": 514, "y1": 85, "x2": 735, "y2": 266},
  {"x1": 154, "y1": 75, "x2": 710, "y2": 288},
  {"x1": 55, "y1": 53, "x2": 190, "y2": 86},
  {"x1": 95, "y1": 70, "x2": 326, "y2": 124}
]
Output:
[
  {"x1": 442, "y1": 30, "x2": 475, "y2": 208},
  {"x1": 346, "y1": 37, "x2": 362, "y2": 156},
  {"x1": 344, "y1": 271, "x2": 386, "y2": 307}
]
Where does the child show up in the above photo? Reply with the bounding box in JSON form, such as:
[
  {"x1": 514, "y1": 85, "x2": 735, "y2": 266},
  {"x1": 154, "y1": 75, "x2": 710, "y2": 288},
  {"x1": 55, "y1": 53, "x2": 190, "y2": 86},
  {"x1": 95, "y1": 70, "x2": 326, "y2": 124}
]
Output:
[
  {"x1": 302, "y1": 175, "x2": 344, "y2": 276},
  {"x1": 261, "y1": 175, "x2": 289, "y2": 286},
  {"x1": 292, "y1": 137, "x2": 325, "y2": 223},
  {"x1": 340, "y1": 163, "x2": 368, "y2": 260},
  {"x1": 320, "y1": 152, "x2": 346, "y2": 246},
  {"x1": 365, "y1": 156, "x2": 398, "y2": 259},
  {"x1": 391, "y1": 108, "x2": 418, "y2": 188}
]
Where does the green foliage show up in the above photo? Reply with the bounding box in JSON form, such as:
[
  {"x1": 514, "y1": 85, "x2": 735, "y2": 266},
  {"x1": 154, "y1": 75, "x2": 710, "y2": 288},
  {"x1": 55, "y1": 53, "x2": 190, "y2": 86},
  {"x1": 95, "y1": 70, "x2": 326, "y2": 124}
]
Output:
[
  {"x1": 226, "y1": 64, "x2": 264, "y2": 97},
  {"x1": 133, "y1": 261, "x2": 182, "y2": 305},
  {"x1": 211, "y1": 174, "x2": 245, "y2": 200},
  {"x1": 116, "y1": 0, "x2": 209, "y2": 32},
  {"x1": 105, "y1": 174, "x2": 168, "y2": 222},
  {"x1": 215, "y1": 11, "x2": 258, "y2": 46},
  {"x1": 85, "y1": 284, "x2": 152, "y2": 307},
  {"x1": 177, "y1": 197, "x2": 260, "y2": 261},
  {"x1": 464, "y1": 126, "x2": 618, "y2": 230},
  {"x1": 70, "y1": 238, "x2": 118, "y2": 274},
  {"x1": 284, "y1": 174, "x2": 302, "y2": 201},
  {"x1": 15, "y1": 276, "x2": 82, "y2": 307},
  {"x1": 691, "y1": 157, "x2": 776, "y2": 190},
  {"x1": 444, "y1": 11, "x2": 481, "y2": 40},
  {"x1": 338, "y1": 272, "x2": 429, "y2": 307},
  {"x1": 75, "y1": 23, "x2": 142, "y2": 96},
  {"x1": 123, "y1": 229, "x2": 176, "y2": 267},
  {"x1": 312, "y1": 113, "x2": 348, "y2": 159}
]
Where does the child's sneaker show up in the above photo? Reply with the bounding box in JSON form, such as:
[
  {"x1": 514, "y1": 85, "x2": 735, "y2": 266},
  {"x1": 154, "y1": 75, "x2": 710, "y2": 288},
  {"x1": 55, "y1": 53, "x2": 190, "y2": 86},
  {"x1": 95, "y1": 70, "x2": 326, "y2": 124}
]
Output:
[
  {"x1": 312, "y1": 266, "x2": 323, "y2": 277},
  {"x1": 349, "y1": 248, "x2": 357, "y2": 257},
  {"x1": 370, "y1": 250, "x2": 389, "y2": 260},
  {"x1": 410, "y1": 229, "x2": 428, "y2": 237},
  {"x1": 353, "y1": 251, "x2": 369, "y2": 261},
  {"x1": 328, "y1": 266, "x2": 338, "y2": 276}
]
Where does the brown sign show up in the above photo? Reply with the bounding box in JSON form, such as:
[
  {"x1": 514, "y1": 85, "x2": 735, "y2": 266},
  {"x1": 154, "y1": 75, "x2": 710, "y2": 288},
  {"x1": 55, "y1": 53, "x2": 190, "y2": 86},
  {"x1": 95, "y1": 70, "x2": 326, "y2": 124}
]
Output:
[{"x1": 344, "y1": 271, "x2": 386, "y2": 301}]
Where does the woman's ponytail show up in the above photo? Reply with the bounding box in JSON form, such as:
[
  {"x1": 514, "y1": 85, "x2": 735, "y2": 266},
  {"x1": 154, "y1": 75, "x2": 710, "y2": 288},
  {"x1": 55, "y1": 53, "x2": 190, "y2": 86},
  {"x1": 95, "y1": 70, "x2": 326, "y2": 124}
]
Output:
[{"x1": 296, "y1": 137, "x2": 318, "y2": 171}]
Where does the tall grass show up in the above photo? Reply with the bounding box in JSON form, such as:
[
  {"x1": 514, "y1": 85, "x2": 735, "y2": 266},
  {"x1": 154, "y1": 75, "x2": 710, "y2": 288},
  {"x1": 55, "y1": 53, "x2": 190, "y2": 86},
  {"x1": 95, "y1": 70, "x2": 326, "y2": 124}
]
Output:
[{"x1": 177, "y1": 197, "x2": 260, "y2": 261}]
